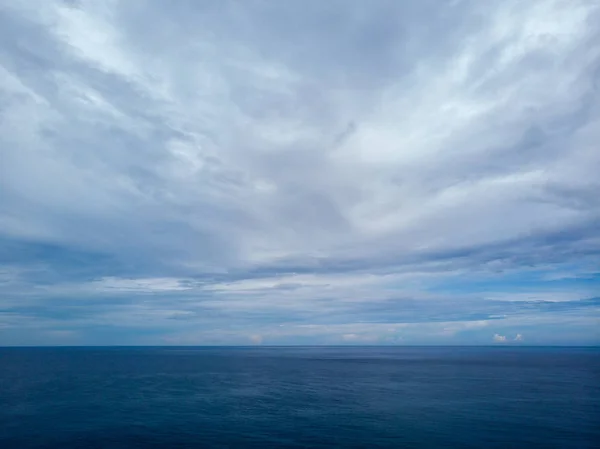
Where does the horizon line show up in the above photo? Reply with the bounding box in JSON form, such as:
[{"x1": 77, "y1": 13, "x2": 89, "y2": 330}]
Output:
[{"x1": 1, "y1": 344, "x2": 598, "y2": 349}]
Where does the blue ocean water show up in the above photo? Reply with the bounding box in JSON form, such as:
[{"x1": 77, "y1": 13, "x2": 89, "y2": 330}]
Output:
[{"x1": 0, "y1": 347, "x2": 598, "y2": 448}]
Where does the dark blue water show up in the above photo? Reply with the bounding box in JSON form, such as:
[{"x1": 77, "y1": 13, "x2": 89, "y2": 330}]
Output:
[{"x1": 1, "y1": 347, "x2": 598, "y2": 448}]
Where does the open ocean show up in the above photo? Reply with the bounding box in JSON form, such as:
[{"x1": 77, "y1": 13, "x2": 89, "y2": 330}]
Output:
[{"x1": 1, "y1": 346, "x2": 598, "y2": 448}]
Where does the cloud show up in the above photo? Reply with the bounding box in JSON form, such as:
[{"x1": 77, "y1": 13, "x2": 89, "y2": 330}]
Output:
[
  {"x1": 249, "y1": 335, "x2": 263, "y2": 345},
  {"x1": 494, "y1": 333, "x2": 524, "y2": 343},
  {"x1": 0, "y1": 0, "x2": 599, "y2": 345},
  {"x1": 493, "y1": 334, "x2": 508, "y2": 343},
  {"x1": 341, "y1": 333, "x2": 380, "y2": 343}
]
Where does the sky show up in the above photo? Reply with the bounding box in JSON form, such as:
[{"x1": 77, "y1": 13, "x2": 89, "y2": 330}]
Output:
[{"x1": 1, "y1": 0, "x2": 599, "y2": 346}]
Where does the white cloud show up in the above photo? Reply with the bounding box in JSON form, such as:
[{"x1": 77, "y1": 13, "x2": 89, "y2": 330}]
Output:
[
  {"x1": 1, "y1": 0, "x2": 598, "y2": 270},
  {"x1": 249, "y1": 335, "x2": 263, "y2": 345},
  {"x1": 90, "y1": 277, "x2": 193, "y2": 293},
  {"x1": 0, "y1": 0, "x2": 599, "y2": 344},
  {"x1": 514, "y1": 334, "x2": 523, "y2": 341},
  {"x1": 493, "y1": 334, "x2": 508, "y2": 343},
  {"x1": 341, "y1": 333, "x2": 379, "y2": 343}
]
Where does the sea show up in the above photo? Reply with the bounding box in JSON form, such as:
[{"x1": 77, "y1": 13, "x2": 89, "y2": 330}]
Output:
[{"x1": 1, "y1": 346, "x2": 598, "y2": 448}]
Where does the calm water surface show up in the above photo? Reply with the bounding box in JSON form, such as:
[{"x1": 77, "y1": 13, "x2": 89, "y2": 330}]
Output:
[{"x1": 1, "y1": 347, "x2": 598, "y2": 448}]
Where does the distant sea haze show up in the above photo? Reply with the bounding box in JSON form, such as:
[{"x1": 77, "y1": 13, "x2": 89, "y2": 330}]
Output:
[{"x1": 1, "y1": 346, "x2": 598, "y2": 448}]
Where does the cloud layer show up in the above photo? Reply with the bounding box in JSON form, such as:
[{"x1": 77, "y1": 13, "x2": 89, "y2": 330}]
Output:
[{"x1": 1, "y1": 0, "x2": 599, "y2": 345}]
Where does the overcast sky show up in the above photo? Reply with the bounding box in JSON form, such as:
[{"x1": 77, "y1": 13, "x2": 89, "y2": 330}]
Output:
[{"x1": 1, "y1": 0, "x2": 599, "y2": 346}]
